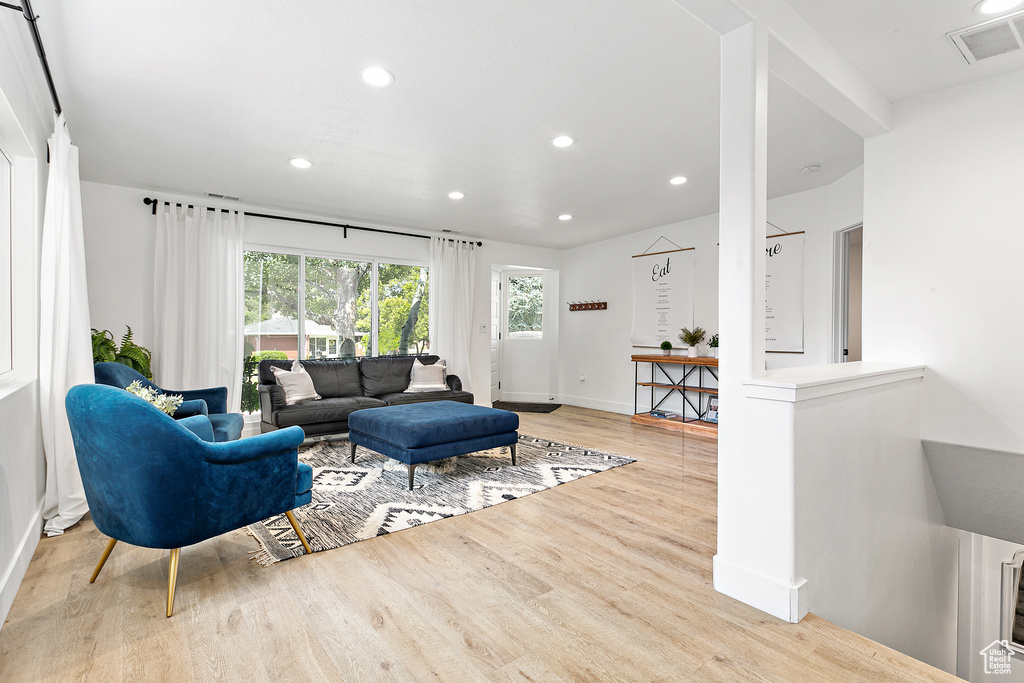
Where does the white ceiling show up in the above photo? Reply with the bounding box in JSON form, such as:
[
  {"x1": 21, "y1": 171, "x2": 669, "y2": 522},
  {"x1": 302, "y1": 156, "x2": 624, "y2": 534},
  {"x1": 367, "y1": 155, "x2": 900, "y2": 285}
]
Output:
[
  {"x1": 30, "y1": 1, "x2": 1007, "y2": 249},
  {"x1": 786, "y1": 0, "x2": 1024, "y2": 102}
]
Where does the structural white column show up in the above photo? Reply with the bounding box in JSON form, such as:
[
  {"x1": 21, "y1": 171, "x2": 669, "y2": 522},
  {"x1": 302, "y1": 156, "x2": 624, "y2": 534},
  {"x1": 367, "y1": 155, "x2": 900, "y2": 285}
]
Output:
[{"x1": 713, "y1": 20, "x2": 805, "y2": 622}]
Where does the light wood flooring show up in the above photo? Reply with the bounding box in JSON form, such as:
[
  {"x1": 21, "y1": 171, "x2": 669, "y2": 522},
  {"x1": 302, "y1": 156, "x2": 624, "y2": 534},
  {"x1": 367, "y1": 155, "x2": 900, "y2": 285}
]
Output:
[{"x1": 0, "y1": 406, "x2": 958, "y2": 681}]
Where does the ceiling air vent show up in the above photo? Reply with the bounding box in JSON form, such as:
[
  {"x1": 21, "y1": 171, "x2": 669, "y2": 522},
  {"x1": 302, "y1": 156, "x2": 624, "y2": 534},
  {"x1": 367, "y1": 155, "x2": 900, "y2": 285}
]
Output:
[{"x1": 949, "y1": 10, "x2": 1024, "y2": 64}]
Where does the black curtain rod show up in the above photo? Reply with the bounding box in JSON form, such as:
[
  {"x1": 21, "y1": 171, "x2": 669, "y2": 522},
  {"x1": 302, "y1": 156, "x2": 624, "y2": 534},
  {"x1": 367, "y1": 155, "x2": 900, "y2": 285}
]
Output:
[
  {"x1": 142, "y1": 197, "x2": 482, "y2": 246},
  {"x1": 2, "y1": 0, "x2": 62, "y2": 115}
]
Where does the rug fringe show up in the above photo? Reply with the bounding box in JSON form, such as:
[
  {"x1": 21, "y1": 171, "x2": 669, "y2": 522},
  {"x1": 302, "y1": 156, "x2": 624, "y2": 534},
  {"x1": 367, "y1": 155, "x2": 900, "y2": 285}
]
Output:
[{"x1": 244, "y1": 525, "x2": 283, "y2": 566}]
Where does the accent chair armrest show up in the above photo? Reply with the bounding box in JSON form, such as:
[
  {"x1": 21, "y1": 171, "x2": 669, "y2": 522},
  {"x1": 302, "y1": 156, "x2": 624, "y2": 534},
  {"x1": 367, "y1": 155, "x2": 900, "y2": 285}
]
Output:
[
  {"x1": 199, "y1": 425, "x2": 305, "y2": 465},
  {"x1": 173, "y1": 386, "x2": 228, "y2": 414},
  {"x1": 174, "y1": 399, "x2": 209, "y2": 418},
  {"x1": 446, "y1": 374, "x2": 463, "y2": 392},
  {"x1": 177, "y1": 415, "x2": 215, "y2": 442}
]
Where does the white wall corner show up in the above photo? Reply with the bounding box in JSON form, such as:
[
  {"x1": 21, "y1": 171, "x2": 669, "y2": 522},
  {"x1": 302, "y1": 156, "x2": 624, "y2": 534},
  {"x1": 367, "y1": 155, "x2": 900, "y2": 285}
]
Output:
[
  {"x1": 0, "y1": 500, "x2": 44, "y2": 630},
  {"x1": 714, "y1": 554, "x2": 809, "y2": 623}
]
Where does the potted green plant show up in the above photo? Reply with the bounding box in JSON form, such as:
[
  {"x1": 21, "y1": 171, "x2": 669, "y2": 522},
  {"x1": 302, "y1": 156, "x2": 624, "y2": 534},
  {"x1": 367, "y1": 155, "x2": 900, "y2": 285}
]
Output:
[
  {"x1": 678, "y1": 326, "x2": 706, "y2": 358},
  {"x1": 660, "y1": 340, "x2": 673, "y2": 356},
  {"x1": 708, "y1": 333, "x2": 719, "y2": 359},
  {"x1": 91, "y1": 326, "x2": 153, "y2": 379}
]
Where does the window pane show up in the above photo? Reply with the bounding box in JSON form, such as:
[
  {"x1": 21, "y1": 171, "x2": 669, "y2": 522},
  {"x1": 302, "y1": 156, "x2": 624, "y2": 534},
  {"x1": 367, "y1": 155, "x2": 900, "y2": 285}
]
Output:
[
  {"x1": 0, "y1": 150, "x2": 11, "y2": 377},
  {"x1": 305, "y1": 257, "x2": 371, "y2": 359},
  {"x1": 242, "y1": 251, "x2": 299, "y2": 413},
  {"x1": 507, "y1": 275, "x2": 543, "y2": 338},
  {"x1": 377, "y1": 263, "x2": 429, "y2": 356}
]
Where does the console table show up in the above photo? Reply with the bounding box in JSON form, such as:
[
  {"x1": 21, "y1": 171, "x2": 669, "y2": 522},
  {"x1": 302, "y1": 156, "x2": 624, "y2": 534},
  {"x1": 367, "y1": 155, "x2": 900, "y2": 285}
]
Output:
[{"x1": 631, "y1": 354, "x2": 718, "y2": 437}]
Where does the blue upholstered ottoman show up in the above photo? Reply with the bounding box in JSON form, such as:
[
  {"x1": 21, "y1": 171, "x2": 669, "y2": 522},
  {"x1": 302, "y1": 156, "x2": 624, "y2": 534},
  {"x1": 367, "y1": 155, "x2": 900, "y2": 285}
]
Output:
[{"x1": 347, "y1": 400, "x2": 519, "y2": 489}]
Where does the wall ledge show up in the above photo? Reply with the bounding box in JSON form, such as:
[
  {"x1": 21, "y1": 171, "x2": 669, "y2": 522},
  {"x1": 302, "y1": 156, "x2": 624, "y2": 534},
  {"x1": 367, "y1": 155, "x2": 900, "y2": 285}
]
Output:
[{"x1": 744, "y1": 362, "x2": 925, "y2": 403}]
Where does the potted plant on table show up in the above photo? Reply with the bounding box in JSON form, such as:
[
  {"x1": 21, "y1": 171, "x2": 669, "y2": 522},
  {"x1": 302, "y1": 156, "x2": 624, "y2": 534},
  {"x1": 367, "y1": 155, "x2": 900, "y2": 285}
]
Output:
[
  {"x1": 678, "y1": 326, "x2": 706, "y2": 358},
  {"x1": 708, "y1": 334, "x2": 719, "y2": 359},
  {"x1": 660, "y1": 340, "x2": 673, "y2": 356}
]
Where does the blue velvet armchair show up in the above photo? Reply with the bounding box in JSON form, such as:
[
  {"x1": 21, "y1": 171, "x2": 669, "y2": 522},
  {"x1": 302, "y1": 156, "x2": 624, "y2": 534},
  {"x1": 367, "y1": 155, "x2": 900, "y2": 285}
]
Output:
[
  {"x1": 65, "y1": 384, "x2": 313, "y2": 617},
  {"x1": 94, "y1": 361, "x2": 244, "y2": 442}
]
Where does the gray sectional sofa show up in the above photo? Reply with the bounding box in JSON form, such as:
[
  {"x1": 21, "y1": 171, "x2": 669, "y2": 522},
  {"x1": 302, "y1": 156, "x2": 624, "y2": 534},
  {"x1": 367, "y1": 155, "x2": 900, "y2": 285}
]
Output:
[{"x1": 257, "y1": 355, "x2": 473, "y2": 437}]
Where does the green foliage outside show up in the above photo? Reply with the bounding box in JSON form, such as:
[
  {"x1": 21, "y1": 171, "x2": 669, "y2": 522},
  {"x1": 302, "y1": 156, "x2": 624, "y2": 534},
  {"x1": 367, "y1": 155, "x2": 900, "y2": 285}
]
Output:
[
  {"x1": 507, "y1": 276, "x2": 543, "y2": 334},
  {"x1": 242, "y1": 251, "x2": 429, "y2": 411},
  {"x1": 375, "y1": 264, "x2": 429, "y2": 355},
  {"x1": 91, "y1": 326, "x2": 153, "y2": 379},
  {"x1": 240, "y1": 350, "x2": 290, "y2": 414}
]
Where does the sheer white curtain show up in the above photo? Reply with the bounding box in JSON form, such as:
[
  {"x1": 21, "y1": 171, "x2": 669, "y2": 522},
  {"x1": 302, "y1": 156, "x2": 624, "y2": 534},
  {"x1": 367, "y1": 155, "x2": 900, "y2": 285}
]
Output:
[
  {"x1": 40, "y1": 114, "x2": 94, "y2": 536},
  {"x1": 429, "y1": 237, "x2": 476, "y2": 394},
  {"x1": 153, "y1": 204, "x2": 244, "y2": 410}
]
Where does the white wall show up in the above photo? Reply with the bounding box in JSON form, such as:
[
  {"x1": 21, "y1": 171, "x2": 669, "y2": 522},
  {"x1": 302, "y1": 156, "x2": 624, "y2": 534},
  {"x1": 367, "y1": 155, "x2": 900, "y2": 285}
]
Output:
[
  {"x1": 863, "y1": 69, "x2": 1024, "y2": 454},
  {"x1": 558, "y1": 167, "x2": 862, "y2": 414},
  {"x1": 792, "y1": 376, "x2": 958, "y2": 670},
  {"x1": 0, "y1": 13, "x2": 53, "y2": 629},
  {"x1": 80, "y1": 181, "x2": 562, "y2": 404}
]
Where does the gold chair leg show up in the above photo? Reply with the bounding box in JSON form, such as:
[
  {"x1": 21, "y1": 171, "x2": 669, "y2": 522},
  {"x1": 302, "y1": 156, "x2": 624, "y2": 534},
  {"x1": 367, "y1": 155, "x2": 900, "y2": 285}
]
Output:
[
  {"x1": 166, "y1": 548, "x2": 180, "y2": 618},
  {"x1": 90, "y1": 538, "x2": 118, "y2": 583},
  {"x1": 284, "y1": 510, "x2": 312, "y2": 555}
]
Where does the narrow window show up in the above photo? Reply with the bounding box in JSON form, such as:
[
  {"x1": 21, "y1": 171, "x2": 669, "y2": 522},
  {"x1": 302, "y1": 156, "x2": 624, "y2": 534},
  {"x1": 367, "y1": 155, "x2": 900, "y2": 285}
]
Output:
[{"x1": 507, "y1": 275, "x2": 543, "y2": 339}]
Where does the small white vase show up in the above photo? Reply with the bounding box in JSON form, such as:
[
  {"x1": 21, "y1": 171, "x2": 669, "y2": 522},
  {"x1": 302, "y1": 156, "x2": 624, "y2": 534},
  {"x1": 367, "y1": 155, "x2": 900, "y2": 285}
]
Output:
[
  {"x1": 687, "y1": 346, "x2": 698, "y2": 358},
  {"x1": 710, "y1": 347, "x2": 718, "y2": 358},
  {"x1": 662, "y1": 349, "x2": 671, "y2": 356}
]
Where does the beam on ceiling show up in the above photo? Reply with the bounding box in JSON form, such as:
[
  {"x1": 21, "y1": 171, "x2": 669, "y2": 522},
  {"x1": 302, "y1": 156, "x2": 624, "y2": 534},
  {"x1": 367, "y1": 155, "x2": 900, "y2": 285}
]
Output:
[{"x1": 673, "y1": 0, "x2": 891, "y2": 138}]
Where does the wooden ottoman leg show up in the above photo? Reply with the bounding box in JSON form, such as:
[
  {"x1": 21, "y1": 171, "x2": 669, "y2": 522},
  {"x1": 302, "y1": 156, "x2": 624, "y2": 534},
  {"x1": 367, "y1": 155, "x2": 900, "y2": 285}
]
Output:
[
  {"x1": 510, "y1": 443, "x2": 516, "y2": 466},
  {"x1": 350, "y1": 441, "x2": 357, "y2": 463}
]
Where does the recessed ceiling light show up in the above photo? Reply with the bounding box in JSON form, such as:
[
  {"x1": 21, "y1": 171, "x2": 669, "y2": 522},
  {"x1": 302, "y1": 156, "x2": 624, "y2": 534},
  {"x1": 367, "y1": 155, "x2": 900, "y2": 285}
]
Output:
[
  {"x1": 289, "y1": 158, "x2": 312, "y2": 169},
  {"x1": 360, "y1": 66, "x2": 395, "y2": 87},
  {"x1": 669, "y1": 176, "x2": 688, "y2": 185},
  {"x1": 558, "y1": 214, "x2": 573, "y2": 221},
  {"x1": 551, "y1": 135, "x2": 575, "y2": 148},
  {"x1": 801, "y1": 164, "x2": 820, "y2": 174},
  {"x1": 975, "y1": 0, "x2": 1024, "y2": 14},
  {"x1": 448, "y1": 191, "x2": 465, "y2": 199}
]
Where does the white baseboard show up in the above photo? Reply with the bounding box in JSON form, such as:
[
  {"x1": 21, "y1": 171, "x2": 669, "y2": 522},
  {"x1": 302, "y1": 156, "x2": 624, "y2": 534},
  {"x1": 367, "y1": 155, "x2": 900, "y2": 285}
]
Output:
[
  {"x1": 713, "y1": 554, "x2": 808, "y2": 623},
  {"x1": 557, "y1": 394, "x2": 633, "y2": 415},
  {"x1": 0, "y1": 500, "x2": 43, "y2": 631}
]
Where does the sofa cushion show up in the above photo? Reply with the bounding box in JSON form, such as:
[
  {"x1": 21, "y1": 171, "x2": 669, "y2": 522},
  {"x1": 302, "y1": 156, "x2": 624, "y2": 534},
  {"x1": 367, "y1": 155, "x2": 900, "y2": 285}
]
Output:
[
  {"x1": 359, "y1": 356, "x2": 440, "y2": 396},
  {"x1": 273, "y1": 396, "x2": 387, "y2": 429},
  {"x1": 260, "y1": 358, "x2": 363, "y2": 398},
  {"x1": 378, "y1": 390, "x2": 474, "y2": 406},
  {"x1": 407, "y1": 358, "x2": 449, "y2": 392},
  {"x1": 298, "y1": 359, "x2": 362, "y2": 398},
  {"x1": 271, "y1": 361, "x2": 322, "y2": 405}
]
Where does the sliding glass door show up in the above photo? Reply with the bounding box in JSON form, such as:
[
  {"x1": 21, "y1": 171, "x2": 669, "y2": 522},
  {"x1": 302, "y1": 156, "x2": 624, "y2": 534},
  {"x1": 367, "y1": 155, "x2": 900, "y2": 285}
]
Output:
[
  {"x1": 304, "y1": 256, "x2": 371, "y2": 358},
  {"x1": 241, "y1": 248, "x2": 429, "y2": 413}
]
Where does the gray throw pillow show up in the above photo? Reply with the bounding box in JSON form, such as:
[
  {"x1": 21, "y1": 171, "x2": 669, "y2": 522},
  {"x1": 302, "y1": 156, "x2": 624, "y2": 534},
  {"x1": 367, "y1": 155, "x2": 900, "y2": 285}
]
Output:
[
  {"x1": 271, "y1": 361, "x2": 322, "y2": 405},
  {"x1": 406, "y1": 358, "x2": 449, "y2": 392}
]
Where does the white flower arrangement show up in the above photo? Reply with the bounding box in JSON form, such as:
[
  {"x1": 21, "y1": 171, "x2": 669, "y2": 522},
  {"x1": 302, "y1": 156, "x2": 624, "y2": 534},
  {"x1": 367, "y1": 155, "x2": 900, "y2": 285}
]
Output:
[{"x1": 125, "y1": 380, "x2": 183, "y2": 415}]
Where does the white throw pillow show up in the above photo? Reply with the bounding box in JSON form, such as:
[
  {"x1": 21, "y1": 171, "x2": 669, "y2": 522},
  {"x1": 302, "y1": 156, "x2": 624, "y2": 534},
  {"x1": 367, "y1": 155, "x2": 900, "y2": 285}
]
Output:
[
  {"x1": 271, "y1": 360, "x2": 321, "y2": 405},
  {"x1": 407, "y1": 358, "x2": 449, "y2": 393}
]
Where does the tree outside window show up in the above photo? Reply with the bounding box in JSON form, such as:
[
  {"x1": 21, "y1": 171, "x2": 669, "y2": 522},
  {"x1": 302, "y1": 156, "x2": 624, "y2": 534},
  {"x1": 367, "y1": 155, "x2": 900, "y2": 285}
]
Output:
[
  {"x1": 240, "y1": 250, "x2": 429, "y2": 413},
  {"x1": 507, "y1": 275, "x2": 543, "y2": 338}
]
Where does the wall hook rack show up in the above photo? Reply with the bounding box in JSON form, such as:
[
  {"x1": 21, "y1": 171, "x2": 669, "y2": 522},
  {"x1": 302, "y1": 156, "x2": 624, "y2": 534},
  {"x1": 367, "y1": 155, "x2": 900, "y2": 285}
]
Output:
[{"x1": 567, "y1": 301, "x2": 607, "y2": 311}]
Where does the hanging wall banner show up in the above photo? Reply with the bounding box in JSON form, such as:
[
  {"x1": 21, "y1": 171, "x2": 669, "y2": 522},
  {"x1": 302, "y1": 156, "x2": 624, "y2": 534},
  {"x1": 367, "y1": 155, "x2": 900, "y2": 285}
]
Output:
[
  {"x1": 630, "y1": 248, "x2": 695, "y2": 347},
  {"x1": 765, "y1": 233, "x2": 804, "y2": 352}
]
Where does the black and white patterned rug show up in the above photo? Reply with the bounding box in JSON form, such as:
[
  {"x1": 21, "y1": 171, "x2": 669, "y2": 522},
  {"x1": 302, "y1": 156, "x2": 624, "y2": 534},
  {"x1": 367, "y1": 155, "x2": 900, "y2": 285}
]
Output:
[{"x1": 247, "y1": 434, "x2": 636, "y2": 565}]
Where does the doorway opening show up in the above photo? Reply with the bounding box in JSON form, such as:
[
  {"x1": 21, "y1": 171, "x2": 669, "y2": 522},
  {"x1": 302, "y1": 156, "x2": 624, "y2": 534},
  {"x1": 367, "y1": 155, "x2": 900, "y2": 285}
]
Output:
[{"x1": 833, "y1": 224, "x2": 863, "y2": 363}]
